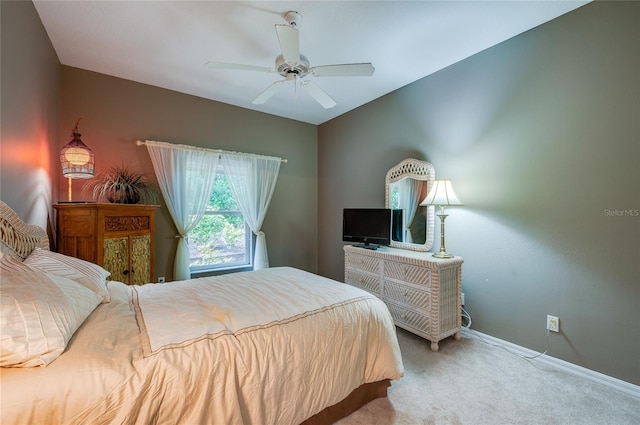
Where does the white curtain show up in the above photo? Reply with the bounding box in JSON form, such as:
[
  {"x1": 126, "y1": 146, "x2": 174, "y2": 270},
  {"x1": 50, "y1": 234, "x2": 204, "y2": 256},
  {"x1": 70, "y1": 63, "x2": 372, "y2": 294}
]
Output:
[
  {"x1": 145, "y1": 141, "x2": 219, "y2": 281},
  {"x1": 219, "y1": 155, "x2": 280, "y2": 270},
  {"x1": 398, "y1": 178, "x2": 423, "y2": 243}
]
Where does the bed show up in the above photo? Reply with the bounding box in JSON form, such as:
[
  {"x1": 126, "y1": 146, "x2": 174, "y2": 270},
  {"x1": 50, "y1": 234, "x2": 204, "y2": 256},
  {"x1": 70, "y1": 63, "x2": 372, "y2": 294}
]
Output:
[{"x1": 0, "y1": 201, "x2": 403, "y2": 425}]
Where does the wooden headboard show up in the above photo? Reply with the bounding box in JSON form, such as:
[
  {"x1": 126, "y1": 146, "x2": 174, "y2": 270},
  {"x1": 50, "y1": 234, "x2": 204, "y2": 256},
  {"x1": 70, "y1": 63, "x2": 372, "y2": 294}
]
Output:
[{"x1": 0, "y1": 201, "x2": 50, "y2": 260}]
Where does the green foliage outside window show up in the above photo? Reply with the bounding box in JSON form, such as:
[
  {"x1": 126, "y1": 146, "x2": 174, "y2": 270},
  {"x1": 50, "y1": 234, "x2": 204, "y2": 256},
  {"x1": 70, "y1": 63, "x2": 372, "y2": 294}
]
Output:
[
  {"x1": 391, "y1": 188, "x2": 399, "y2": 210},
  {"x1": 189, "y1": 173, "x2": 249, "y2": 268}
]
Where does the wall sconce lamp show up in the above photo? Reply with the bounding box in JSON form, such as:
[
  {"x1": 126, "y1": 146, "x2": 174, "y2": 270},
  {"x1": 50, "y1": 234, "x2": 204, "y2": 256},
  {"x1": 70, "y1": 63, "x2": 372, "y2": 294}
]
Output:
[
  {"x1": 420, "y1": 179, "x2": 463, "y2": 258},
  {"x1": 60, "y1": 118, "x2": 94, "y2": 201}
]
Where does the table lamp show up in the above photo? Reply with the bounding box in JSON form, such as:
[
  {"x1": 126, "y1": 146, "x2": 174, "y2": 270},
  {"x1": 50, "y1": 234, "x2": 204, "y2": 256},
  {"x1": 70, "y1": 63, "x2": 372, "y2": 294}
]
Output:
[
  {"x1": 60, "y1": 118, "x2": 94, "y2": 201},
  {"x1": 420, "y1": 179, "x2": 463, "y2": 258}
]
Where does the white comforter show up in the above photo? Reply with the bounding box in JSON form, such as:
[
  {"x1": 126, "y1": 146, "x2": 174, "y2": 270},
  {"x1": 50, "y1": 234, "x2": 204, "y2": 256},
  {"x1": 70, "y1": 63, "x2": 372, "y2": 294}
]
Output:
[{"x1": 1, "y1": 267, "x2": 403, "y2": 425}]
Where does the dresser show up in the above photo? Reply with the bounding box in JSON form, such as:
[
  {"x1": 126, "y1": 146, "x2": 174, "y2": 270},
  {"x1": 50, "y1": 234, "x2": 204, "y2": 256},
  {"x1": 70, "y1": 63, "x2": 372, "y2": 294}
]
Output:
[
  {"x1": 344, "y1": 245, "x2": 463, "y2": 351},
  {"x1": 54, "y1": 203, "x2": 159, "y2": 285}
]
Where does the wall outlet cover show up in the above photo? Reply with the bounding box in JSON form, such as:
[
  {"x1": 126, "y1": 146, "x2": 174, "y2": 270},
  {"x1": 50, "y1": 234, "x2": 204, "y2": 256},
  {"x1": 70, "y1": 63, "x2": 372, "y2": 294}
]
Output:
[{"x1": 547, "y1": 315, "x2": 559, "y2": 332}]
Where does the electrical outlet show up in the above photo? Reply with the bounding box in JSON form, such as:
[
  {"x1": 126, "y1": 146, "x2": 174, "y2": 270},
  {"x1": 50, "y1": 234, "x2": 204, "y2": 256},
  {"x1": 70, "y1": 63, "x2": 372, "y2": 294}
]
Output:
[
  {"x1": 158, "y1": 276, "x2": 165, "y2": 283},
  {"x1": 547, "y1": 315, "x2": 559, "y2": 332},
  {"x1": 461, "y1": 292, "x2": 465, "y2": 306}
]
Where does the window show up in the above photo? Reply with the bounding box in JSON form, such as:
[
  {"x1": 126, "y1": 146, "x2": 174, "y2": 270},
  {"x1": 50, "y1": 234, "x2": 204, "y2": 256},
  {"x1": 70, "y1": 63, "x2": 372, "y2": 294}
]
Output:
[{"x1": 188, "y1": 172, "x2": 252, "y2": 272}]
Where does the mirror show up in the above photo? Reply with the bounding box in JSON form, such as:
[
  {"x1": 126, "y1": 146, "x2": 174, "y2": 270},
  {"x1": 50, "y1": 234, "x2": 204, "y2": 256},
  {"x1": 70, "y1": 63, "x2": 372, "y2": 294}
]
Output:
[{"x1": 385, "y1": 158, "x2": 435, "y2": 252}]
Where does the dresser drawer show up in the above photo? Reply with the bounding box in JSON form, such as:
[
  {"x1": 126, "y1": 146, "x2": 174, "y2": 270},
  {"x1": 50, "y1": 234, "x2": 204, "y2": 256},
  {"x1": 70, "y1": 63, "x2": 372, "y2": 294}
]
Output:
[
  {"x1": 384, "y1": 261, "x2": 432, "y2": 287},
  {"x1": 385, "y1": 300, "x2": 431, "y2": 334},
  {"x1": 384, "y1": 280, "x2": 431, "y2": 312},
  {"x1": 345, "y1": 252, "x2": 382, "y2": 275},
  {"x1": 345, "y1": 268, "x2": 382, "y2": 295}
]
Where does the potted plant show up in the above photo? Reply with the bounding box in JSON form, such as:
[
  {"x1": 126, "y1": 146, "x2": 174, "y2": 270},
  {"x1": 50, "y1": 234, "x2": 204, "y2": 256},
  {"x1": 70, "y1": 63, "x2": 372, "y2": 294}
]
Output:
[{"x1": 83, "y1": 163, "x2": 160, "y2": 204}]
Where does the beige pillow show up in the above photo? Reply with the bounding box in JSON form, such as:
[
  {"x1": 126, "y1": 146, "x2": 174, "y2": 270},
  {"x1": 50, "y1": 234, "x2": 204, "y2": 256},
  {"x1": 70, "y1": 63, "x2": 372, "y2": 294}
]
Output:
[
  {"x1": 24, "y1": 248, "x2": 111, "y2": 303},
  {"x1": 0, "y1": 258, "x2": 103, "y2": 367}
]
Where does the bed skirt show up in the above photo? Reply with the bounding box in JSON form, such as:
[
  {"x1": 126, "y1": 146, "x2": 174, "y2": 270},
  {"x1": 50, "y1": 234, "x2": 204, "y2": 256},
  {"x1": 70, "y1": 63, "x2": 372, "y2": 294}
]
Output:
[{"x1": 301, "y1": 379, "x2": 391, "y2": 425}]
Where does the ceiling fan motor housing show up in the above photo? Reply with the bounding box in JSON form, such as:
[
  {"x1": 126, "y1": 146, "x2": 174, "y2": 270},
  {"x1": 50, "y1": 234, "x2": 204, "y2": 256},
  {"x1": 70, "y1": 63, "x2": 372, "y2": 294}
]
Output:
[
  {"x1": 283, "y1": 10, "x2": 302, "y2": 27},
  {"x1": 275, "y1": 54, "x2": 310, "y2": 78}
]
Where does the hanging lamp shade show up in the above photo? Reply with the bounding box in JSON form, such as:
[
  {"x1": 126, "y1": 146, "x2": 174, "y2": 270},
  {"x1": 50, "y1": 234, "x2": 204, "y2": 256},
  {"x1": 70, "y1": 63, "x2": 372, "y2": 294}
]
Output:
[{"x1": 60, "y1": 119, "x2": 94, "y2": 178}]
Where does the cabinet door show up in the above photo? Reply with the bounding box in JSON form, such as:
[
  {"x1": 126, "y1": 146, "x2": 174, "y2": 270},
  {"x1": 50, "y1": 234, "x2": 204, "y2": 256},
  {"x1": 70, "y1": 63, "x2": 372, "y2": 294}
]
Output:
[
  {"x1": 103, "y1": 237, "x2": 129, "y2": 283},
  {"x1": 57, "y1": 208, "x2": 97, "y2": 263},
  {"x1": 130, "y1": 234, "x2": 151, "y2": 285}
]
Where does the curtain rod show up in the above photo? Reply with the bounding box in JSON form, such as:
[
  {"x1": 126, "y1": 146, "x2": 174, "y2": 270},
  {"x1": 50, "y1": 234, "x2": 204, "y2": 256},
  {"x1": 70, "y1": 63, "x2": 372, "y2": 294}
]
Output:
[{"x1": 136, "y1": 140, "x2": 287, "y2": 163}]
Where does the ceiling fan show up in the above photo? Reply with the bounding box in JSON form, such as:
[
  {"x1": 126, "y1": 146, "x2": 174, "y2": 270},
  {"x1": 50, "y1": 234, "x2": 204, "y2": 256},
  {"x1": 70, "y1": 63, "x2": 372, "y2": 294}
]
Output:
[{"x1": 205, "y1": 11, "x2": 375, "y2": 109}]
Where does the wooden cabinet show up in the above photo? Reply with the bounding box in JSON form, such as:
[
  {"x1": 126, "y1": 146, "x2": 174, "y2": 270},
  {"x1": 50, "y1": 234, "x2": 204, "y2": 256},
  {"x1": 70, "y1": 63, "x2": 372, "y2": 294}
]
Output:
[
  {"x1": 54, "y1": 203, "x2": 159, "y2": 285},
  {"x1": 344, "y1": 245, "x2": 463, "y2": 351}
]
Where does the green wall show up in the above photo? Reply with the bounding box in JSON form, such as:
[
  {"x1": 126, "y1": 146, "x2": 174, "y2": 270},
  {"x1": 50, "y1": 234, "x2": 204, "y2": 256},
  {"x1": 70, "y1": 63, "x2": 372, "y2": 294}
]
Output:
[{"x1": 318, "y1": 1, "x2": 639, "y2": 385}]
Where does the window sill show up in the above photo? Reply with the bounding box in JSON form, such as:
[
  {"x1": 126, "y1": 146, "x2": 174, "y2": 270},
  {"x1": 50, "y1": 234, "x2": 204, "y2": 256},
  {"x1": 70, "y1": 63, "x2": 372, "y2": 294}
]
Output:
[{"x1": 190, "y1": 264, "x2": 253, "y2": 278}]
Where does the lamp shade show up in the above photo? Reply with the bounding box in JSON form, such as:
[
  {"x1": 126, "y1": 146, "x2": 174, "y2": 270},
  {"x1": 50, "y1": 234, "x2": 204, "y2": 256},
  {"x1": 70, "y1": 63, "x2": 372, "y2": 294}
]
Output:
[
  {"x1": 420, "y1": 179, "x2": 463, "y2": 207},
  {"x1": 60, "y1": 123, "x2": 94, "y2": 179}
]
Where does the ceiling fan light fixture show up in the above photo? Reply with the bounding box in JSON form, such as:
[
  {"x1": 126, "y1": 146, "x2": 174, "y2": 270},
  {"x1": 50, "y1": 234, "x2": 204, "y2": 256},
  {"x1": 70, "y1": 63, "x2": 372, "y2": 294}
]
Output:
[{"x1": 275, "y1": 54, "x2": 310, "y2": 77}]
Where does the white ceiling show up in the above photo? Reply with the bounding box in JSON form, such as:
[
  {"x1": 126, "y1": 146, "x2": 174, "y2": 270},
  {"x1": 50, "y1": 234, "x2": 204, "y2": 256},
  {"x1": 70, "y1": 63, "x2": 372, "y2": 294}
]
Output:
[{"x1": 33, "y1": 1, "x2": 590, "y2": 125}]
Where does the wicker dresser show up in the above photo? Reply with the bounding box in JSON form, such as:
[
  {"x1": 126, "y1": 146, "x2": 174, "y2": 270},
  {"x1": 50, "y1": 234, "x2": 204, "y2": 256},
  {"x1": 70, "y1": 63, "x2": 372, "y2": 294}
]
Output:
[
  {"x1": 54, "y1": 203, "x2": 159, "y2": 285},
  {"x1": 344, "y1": 245, "x2": 463, "y2": 351}
]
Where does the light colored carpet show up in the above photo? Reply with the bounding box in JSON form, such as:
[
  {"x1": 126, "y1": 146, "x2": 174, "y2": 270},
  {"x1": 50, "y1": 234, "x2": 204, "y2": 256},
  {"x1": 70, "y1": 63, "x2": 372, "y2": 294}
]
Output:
[{"x1": 336, "y1": 328, "x2": 639, "y2": 425}]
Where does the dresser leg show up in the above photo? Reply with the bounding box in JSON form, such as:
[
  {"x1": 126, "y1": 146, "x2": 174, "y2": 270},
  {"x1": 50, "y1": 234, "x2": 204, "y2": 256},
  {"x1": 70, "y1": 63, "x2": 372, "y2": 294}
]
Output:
[
  {"x1": 454, "y1": 332, "x2": 461, "y2": 341},
  {"x1": 430, "y1": 341, "x2": 439, "y2": 352}
]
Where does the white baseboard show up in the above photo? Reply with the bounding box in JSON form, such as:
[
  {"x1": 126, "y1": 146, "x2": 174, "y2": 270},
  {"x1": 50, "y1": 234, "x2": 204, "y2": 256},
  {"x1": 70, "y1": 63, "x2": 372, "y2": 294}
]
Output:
[{"x1": 461, "y1": 328, "x2": 639, "y2": 400}]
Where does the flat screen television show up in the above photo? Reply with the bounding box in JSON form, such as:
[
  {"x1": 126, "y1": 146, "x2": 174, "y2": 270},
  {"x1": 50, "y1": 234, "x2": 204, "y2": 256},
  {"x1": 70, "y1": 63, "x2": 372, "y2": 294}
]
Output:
[{"x1": 342, "y1": 208, "x2": 392, "y2": 250}]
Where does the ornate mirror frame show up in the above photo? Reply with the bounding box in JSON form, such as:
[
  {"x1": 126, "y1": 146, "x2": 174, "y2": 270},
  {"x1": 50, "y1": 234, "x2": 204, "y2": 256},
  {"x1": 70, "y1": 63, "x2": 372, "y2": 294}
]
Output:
[{"x1": 385, "y1": 158, "x2": 435, "y2": 252}]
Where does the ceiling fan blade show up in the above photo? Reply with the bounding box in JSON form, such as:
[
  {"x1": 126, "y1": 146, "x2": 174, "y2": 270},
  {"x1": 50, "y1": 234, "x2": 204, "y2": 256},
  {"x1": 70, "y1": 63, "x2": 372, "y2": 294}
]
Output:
[
  {"x1": 252, "y1": 79, "x2": 287, "y2": 105},
  {"x1": 311, "y1": 63, "x2": 375, "y2": 77},
  {"x1": 206, "y1": 61, "x2": 273, "y2": 73},
  {"x1": 275, "y1": 24, "x2": 300, "y2": 64},
  {"x1": 301, "y1": 81, "x2": 336, "y2": 109}
]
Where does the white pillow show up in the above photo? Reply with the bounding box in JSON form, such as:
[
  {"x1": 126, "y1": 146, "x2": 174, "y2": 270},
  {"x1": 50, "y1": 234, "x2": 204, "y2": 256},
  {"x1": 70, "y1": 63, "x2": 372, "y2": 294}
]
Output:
[
  {"x1": 24, "y1": 248, "x2": 111, "y2": 303},
  {"x1": 0, "y1": 258, "x2": 103, "y2": 367}
]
